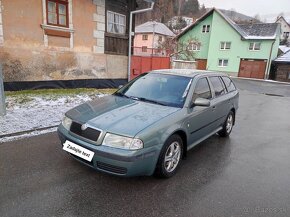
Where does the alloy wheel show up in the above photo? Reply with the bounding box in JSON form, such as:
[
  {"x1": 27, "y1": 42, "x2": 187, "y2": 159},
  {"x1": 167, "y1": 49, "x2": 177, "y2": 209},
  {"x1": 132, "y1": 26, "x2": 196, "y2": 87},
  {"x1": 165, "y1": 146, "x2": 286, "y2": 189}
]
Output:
[
  {"x1": 164, "y1": 141, "x2": 181, "y2": 173},
  {"x1": 226, "y1": 114, "x2": 233, "y2": 134}
]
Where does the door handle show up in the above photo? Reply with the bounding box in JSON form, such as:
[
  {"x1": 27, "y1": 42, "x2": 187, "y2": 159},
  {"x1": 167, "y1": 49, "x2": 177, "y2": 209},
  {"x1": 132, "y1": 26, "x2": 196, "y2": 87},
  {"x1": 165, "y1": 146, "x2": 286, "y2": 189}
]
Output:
[{"x1": 212, "y1": 106, "x2": 216, "y2": 111}]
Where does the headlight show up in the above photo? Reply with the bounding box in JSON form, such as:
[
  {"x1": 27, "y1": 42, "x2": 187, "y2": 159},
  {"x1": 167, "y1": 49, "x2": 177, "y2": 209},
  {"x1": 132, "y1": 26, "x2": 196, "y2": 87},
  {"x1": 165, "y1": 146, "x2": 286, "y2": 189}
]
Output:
[
  {"x1": 62, "y1": 116, "x2": 72, "y2": 131},
  {"x1": 102, "y1": 133, "x2": 144, "y2": 150}
]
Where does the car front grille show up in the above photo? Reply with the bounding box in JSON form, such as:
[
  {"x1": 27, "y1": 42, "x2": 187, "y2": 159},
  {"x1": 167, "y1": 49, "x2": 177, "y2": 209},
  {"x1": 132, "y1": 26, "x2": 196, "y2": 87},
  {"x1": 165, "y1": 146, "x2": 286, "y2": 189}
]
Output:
[
  {"x1": 96, "y1": 161, "x2": 127, "y2": 175},
  {"x1": 70, "y1": 122, "x2": 101, "y2": 142}
]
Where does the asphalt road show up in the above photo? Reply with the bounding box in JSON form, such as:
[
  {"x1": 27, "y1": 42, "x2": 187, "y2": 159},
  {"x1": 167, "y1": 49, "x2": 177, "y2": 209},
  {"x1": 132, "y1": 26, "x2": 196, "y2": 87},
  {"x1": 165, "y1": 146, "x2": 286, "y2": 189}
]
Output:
[
  {"x1": 1, "y1": 81, "x2": 290, "y2": 217},
  {"x1": 232, "y1": 78, "x2": 290, "y2": 97}
]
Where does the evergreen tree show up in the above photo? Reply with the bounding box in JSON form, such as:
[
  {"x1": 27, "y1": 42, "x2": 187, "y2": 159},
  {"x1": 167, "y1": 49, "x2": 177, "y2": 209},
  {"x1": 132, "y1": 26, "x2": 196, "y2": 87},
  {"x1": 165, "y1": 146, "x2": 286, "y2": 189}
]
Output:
[
  {"x1": 136, "y1": 0, "x2": 206, "y2": 24},
  {"x1": 154, "y1": 0, "x2": 175, "y2": 22},
  {"x1": 181, "y1": 0, "x2": 200, "y2": 16}
]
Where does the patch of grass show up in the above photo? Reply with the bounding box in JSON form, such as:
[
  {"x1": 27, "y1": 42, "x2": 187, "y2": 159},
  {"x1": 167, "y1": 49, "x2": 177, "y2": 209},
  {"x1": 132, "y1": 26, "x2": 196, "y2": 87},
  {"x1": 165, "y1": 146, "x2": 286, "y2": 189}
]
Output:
[
  {"x1": 5, "y1": 88, "x2": 117, "y2": 97},
  {"x1": 16, "y1": 96, "x2": 34, "y2": 104}
]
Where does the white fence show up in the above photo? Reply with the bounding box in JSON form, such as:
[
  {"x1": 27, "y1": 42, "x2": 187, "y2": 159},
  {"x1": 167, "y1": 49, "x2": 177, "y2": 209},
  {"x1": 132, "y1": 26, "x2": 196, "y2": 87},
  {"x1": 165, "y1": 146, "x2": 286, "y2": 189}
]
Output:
[{"x1": 171, "y1": 60, "x2": 197, "y2": 69}]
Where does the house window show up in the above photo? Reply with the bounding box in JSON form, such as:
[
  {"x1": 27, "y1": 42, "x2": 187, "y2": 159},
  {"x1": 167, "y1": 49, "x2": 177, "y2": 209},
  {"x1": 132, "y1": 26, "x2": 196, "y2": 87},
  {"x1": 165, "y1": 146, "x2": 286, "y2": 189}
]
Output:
[
  {"x1": 188, "y1": 43, "x2": 201, "y2": 51},
  {"x1": 218, "y1": 59, "x2": 229, "y2": 67},
  {"x1": 220, "y1": 42, "x2": 231, "y2": 50},
  {"x1": 47, "y1": 0, "x2": 68, "y2": 27},
  {"x1": 284, "y1": 32, "x2": 289, "y2": 38},
  {"x1": 288, "y1": 72, "x2": 290, "y2": 80},
  {"x1": 249, "y1": 42, "x2": 261, "y2": 51},
  {"x1": 142, "y1": 35, "x2": 148, "y2": 40},
  {"x1": 158, "y1": 36, "x2": 163, "y2": 42},
  {"x1": 142, "y1": 46, "x2": 147, "y2": 52},
  {"x1": 202, "y1": 25, "x2": 210, "y2": 33},
  {"x1": 107, "y1": 11, "x2": 126, "y2": 35}
]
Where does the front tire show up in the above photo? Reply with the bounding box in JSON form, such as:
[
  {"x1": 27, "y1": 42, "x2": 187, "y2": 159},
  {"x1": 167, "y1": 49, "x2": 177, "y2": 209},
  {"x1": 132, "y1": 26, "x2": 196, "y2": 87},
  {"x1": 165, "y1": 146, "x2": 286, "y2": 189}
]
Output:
[
  {"x1": 218, "y1": 111, "x2": 234, "y2": 137},
  {"x1": 155, "y1": 134, "x2": 183, "y2": 178}
]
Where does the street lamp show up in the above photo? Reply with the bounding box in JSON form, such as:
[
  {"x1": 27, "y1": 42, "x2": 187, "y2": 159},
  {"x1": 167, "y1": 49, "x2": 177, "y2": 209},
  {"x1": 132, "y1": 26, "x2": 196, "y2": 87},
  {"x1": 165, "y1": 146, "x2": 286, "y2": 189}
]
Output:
[{"x1": 127, "y1": 0, "x2": 155, "y2": 81}]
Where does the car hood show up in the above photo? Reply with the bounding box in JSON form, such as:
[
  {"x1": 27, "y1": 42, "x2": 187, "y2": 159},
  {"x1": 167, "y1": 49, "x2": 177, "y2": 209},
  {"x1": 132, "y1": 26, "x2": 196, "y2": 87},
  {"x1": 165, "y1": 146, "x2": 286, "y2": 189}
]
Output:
[{"x1": 66, "y1": 95, "x2": 180, "y2": 137}]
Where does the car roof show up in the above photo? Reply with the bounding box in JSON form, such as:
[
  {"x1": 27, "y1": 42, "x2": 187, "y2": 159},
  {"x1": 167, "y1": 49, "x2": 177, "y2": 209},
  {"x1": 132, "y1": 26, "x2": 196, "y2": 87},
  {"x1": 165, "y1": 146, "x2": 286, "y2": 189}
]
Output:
[{"x1": 151, "y1": 69, "x2": 228, "y2": 78}]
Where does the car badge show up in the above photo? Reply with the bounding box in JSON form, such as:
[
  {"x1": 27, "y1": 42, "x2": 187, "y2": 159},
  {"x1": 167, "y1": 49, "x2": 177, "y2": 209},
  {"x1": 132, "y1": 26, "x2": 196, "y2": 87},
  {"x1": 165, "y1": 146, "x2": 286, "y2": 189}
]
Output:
[{"x1": 81, "y1": 123, "x2": 88, "y2": 131}]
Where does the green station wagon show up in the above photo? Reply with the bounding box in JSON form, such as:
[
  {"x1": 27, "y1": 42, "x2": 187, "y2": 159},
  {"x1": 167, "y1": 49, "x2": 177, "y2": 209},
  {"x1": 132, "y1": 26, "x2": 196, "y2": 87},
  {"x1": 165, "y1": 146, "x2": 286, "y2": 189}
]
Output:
[{"x1": 58, "y1": 70, "x2": 239, "y2": 178}]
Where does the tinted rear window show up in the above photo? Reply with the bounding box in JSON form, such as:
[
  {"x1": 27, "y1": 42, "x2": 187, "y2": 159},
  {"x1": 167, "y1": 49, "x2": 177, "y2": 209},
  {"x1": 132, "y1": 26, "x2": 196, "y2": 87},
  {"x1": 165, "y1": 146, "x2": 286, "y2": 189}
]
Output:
[{"x1": 222, "y1": 76, "x2": 236, "y2": 92}]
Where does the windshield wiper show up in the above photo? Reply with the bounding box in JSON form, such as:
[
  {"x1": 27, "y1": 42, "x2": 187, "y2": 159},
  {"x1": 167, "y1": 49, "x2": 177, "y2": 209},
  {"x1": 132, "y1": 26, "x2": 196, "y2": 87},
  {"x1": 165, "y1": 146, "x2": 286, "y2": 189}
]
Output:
[
  {"x1": 134, "y1": 97, "x2": 167, "y2": 106},
  {"x1": 114, "y1": 92, "x2": 130, "y2": 99},
  {"x1": 115, "y1": 93, "x2": 166, "y2": 106}
]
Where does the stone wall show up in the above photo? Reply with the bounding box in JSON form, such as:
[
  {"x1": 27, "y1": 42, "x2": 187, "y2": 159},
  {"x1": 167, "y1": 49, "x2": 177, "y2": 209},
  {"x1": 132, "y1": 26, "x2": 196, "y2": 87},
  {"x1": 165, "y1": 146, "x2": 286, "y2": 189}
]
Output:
[
  {"x1": 1, "y1": 47, "x2": 128, "y2": 82},
  {"x1": 93, "y1": 0, "x2": 105, "y2": 54}
]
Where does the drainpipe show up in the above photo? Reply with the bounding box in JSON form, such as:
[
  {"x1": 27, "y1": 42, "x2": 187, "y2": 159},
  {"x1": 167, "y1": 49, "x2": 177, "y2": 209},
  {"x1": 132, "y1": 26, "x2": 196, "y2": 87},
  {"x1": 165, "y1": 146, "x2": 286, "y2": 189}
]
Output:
[
  {"x1": 128, "y1": 1, "x2": 155, "y2": 81},
  {"x1": 0, "y1": 64, "x2": 6, "y2": 117},
  {"x1": 265, "y1": 40, "x2": 275, "y2": 80}
]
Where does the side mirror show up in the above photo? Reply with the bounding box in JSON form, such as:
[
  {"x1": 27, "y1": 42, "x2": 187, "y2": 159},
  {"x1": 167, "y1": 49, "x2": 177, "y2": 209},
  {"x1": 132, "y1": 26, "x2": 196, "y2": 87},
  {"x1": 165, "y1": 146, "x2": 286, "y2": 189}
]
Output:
[{"x1": 191, "y1": 98, "x2": 210, "y2": 107}]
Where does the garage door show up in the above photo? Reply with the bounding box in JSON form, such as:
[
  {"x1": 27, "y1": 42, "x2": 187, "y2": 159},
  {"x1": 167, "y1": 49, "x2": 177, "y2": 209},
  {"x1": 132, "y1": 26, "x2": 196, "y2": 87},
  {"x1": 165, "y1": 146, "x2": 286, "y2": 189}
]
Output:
[
  {"x1": 239, "y1": 59, "x2": 267, "y2": 79},
  {"x1": 196, "y1": 59, "x2": 207, "y2": 70}
]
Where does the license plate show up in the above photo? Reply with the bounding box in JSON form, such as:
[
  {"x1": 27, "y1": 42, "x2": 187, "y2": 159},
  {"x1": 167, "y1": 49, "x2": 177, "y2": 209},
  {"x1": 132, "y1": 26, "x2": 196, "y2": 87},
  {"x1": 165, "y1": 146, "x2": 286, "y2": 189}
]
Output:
[{"x1": 63, "y1": 141, "x2": 94, "y2": 162}]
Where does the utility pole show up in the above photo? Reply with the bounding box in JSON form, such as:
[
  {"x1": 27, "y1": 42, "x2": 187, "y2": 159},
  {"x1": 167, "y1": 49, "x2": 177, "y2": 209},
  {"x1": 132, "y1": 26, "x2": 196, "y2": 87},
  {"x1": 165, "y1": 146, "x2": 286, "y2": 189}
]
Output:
[
  {"x1": 152, "y1": 20, "x2": 156, "y2": 54},
  {"x1": 0, "y1": 64, "x2": 6, "y2": 116}
]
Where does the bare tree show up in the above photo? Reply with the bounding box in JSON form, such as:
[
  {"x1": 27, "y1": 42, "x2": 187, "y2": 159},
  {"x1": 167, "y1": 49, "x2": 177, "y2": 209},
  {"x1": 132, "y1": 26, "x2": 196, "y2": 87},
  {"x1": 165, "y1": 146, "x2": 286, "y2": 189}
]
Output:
[
  {"x1": 177, "y1": 0, "x2": 185, "y2": 16},
  {"x1": 254, "y1": 14, "x2": 261, "y2": 23},
  {"x1": 157, "y1": 36, "x2": 201, "y2": 60},
  {"x1": 153, "y1": 0, "x2": 175, "y2": 22},
  {"x1": 278, "y1": 12, "x2": 284, "y2": 17}
]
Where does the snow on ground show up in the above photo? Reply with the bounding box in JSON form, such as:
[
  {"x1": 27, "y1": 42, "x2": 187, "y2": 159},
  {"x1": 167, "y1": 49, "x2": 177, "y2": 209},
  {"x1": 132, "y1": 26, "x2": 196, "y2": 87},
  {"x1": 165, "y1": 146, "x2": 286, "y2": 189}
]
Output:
[{"x1": 0, "y1": 93, "x2": 106, "y2": 143}]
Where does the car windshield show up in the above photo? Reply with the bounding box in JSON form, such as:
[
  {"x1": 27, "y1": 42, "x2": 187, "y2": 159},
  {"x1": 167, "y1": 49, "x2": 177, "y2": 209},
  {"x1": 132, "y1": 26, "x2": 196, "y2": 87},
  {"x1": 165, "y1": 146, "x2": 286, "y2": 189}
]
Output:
[{"x1": 115, "y1": 73, "x2": 192, "y2": 108}]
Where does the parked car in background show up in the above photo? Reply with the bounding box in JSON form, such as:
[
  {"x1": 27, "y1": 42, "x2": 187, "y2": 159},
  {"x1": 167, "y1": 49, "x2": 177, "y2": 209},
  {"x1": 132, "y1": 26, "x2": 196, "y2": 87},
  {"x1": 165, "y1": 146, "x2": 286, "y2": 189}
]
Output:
[{"x1": 58, "y1": 70, "x2": 239, "y2": 178}]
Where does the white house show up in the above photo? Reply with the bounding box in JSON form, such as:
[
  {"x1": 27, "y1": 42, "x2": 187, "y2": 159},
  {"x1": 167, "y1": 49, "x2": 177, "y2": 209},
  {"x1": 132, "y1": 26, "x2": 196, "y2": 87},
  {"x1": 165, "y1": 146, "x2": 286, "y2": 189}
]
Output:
[
  {"x1": 275, "y1": 16, "x2": 290, "y2": 44},
  {"x1": 168, "y1": 16, "x2": 194, "y2": 27}
]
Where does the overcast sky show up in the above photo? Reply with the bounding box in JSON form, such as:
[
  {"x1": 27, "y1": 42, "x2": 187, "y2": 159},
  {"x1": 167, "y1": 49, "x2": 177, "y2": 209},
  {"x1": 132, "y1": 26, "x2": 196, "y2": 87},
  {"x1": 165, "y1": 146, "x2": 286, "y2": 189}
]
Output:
[{"x1": 199, "y1": 0, "x2": 290, "y2": 18}]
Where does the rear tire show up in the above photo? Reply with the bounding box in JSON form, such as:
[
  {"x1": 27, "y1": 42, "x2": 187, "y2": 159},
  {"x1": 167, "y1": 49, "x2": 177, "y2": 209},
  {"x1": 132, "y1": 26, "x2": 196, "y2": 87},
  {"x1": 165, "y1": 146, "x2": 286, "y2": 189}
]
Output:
[
  {"x1": 218, "y1": 111, "x2": 234, "y2": 137},
  {"x1": 155, "y1": 134, "x2": 183, "y2": 178}
]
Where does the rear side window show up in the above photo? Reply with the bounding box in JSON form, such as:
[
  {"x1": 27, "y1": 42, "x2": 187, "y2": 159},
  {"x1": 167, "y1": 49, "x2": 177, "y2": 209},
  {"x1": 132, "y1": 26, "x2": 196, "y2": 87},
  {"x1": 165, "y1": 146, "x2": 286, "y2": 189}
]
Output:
[
  {"x1": 209, "y1": 76, "x2": 226, "y2": 97},
  {"x1": 192, "y1": 78, "x2": 212, "y2": 101},
  {"x1": 222, "y1": 76, "x2": 236, "y2": 92}
]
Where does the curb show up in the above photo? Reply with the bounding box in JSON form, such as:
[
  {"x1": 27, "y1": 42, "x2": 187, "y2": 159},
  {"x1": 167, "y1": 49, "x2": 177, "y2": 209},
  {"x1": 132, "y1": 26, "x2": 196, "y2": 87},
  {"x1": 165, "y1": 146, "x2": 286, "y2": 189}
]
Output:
[
  {"x1": 0, "y1": 125, "x2": 58, "y2": 139},
  {"x1": 231, "y1": 77, "x2": 290, "y2": 85}
]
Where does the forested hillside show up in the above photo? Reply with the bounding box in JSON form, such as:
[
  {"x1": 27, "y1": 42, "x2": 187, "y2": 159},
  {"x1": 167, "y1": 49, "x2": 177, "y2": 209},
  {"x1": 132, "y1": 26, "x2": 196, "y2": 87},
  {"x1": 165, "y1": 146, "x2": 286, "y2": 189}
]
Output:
[{"x1": 136, "y1": 0, "x2": 206, "y2": 25}]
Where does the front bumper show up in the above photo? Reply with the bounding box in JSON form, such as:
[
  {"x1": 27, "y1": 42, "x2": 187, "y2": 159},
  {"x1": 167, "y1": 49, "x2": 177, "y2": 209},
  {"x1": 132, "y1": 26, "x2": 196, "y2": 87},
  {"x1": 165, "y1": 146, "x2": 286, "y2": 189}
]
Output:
[{"x1": 57, "y1": 125, "x2": 162, "y2": 177}]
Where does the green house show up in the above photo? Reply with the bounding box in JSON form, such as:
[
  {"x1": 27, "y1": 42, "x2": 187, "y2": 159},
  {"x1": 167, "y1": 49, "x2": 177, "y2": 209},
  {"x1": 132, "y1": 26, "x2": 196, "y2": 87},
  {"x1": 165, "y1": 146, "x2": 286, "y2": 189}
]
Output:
[{"x1": 176, "y1": 9, "x2": 280, "y2": 79}]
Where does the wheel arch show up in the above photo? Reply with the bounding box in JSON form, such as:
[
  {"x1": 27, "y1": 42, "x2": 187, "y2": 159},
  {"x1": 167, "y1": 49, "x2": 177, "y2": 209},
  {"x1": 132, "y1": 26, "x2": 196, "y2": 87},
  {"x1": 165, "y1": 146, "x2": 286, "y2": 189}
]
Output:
[
  {"x1": 171, "y1": 130, "x2": 188, "y2": 159},
  {"x1": 230, "y1": 107, "x2": 236, "y2": 125}
]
